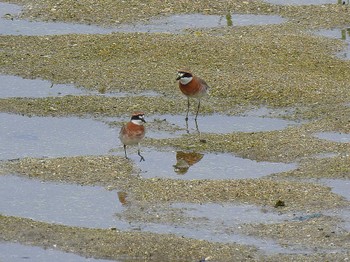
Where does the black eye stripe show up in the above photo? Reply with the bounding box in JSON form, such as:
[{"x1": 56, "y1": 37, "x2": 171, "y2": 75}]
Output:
[
  {"x1": 178, "y1": 72, "x2": 192, "y2": 78},
  {"x1": 131, "y1": 114, "x2": 144, "y2": 120}
]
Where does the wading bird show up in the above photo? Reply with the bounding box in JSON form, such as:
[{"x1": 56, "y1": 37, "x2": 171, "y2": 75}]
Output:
[
  {"x1": 119, "y1": 112, "x2": 146, "y2": 161},
  {"x1": 176, "y1": 70, "x2": 210, "y2": 121}
]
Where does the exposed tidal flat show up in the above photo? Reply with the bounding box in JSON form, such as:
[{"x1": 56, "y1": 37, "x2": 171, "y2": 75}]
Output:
[{"x1": 0, "y1": 0, "x2": 349, "y2": 261}]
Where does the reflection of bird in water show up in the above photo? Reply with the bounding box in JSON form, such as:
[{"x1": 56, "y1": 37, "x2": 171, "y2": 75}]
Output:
[
  {"x1": 173, "y1": 151, "x2": 204, "y2": 175},
  {"x1": 176, "y1": 70, "x2": 210, "y2": 122},
  {"x1": 117, "y1": 191, "x2": 128, "y2": 206},
  {"x1": 119, "y1": 112, "x2": 146, "y2": 162}
]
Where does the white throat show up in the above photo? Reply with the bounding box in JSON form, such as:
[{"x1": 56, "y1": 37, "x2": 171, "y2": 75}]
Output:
[
  {"x1": 131, "y1": 119, "x2": 144, "y2": 125},
  {"x1": 179, "y1": 76, "x2": 193, "y2": 85}
]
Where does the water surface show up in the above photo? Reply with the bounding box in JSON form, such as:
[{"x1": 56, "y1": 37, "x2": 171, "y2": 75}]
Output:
[
  {"x1": 0, "y1": 175, "x2": 125, "y2": 228},
  {"x1": 0, "y1": 74, "x2": 160, "y2": 98},
  {"x1": 0, "y1": 242, "x2": 114, "y2": 262},
  {"x1": 314, "y1": 28, "x2": 350, "y2": 59},
  {"x1": 0, "y1": 113, "x2": 117, "y2": 160},
  {"x1": 314, "y1": 132, "x2": 350, "y2": 143},
  {"x1": 0, "y1": 74, "x2": 87, "y2": 98},
  {"x1": 0, "y1": 2, "x2": 286, "y2": 35},
  {"x1": 151, "y1": 113, "x2": 297, "y2": 134},
  {"x1": 131, "y1": 148, "x2": 296, "y2": 180},
  {"x1": 0, "y1": 174, "x2": 306, "y2": 254}
]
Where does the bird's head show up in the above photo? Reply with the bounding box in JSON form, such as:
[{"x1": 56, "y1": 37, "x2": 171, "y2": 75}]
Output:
[
  {"x1": 176, "y1": 70, "x2": 193, "y2": 84},
  {"x1": 131, "y1": 112, "x2": 146, "y2": 125}
]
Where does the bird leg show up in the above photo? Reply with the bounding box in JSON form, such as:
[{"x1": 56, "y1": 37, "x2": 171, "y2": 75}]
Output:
[
  {"x1": 185, "y1": 118, "x2": 190, "y2": 134},
  {"x1": 138, "y1": 144, "x2": 145, "y2": 162},
  {"x1": 195, "y1": 99, "x2": 201, "y2": 121},
  {"x1": 195, "y1": 118, "x2": 200, "y2": 133},
  {"x1": 123, "y1": 145, "x2": 129, "y2": 159},
  {"x1": 185, "y1": 97, "x2": 190, "y2": 121}
]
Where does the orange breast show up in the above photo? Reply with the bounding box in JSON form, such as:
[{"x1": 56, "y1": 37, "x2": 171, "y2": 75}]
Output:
[
  {"x1": 125, "y1": 122, "x2": 145, "y2": 138},
  {"x1": 179, "y1": 76, "x2": 209, "y2": 98},
  {"x1": 179, "y1": 78, "x2": 201, "y2": 97}
]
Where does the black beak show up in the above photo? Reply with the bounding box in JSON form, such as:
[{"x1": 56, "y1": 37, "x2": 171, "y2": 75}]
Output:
[{"x1": 176, "y1": 75, "x2": 181, "y2": 81}]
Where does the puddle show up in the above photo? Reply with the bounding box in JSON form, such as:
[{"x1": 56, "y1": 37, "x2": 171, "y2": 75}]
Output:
[
  {"x1": 133, "y1": 221, "x2": 312, "y2": 254},
  {"x1": 314, "y1": 132, "x2": 350, "y2": 143},
  {"x1": 115, "y1": 14, "x2": 286, "y2": 33},
  {"x1": 129, "y1": 148, "x2": 296, "y2": 180},
  {"x1": 0, "y1": 2, "x2": 114, "y2": 35},
  {"x1": 0, "y1": 108, "x2": 295, "y2": 162},
  {"x1": 309, "y1": 178, "x2": 350, "y2": 231},
  {"x1": 0, "y1": 174, "x2": 294, "y2": 253},
  {"x1": 319, "y1": 179, "x2": 350, "y2": 201},
  {"x1": 314, "y1": 28, "x2": 350, "y2": 59},
  {"x1": 120, "y1": 202, "x2": 312, "y2": 254},
  {"x1": 0, "y1": 2, "x2": 285, "y2": 36},
  {"x1": 0, "y1": 74, "x2": 161, "y2": 98},
  {"x1": 0, "y1": 74, "x2": 88, "y2": 98},
  {"x1": 0, "y1": 174, "x2": 315, "y2": 254},
  {"x1": 0, "y1": 174, "x2": 127, "y2": 228},
  {"x1": 172, "y1": 202, "x2": 291, "y2": 225},
  {"x1": 263, "y1": 0, "x2": 335, "y2": 5},
  {"x1": 152, "y1": 113, "x2": 297, "y2": 134},
  {"x1": 0, "y1": 113, "x2": 118, "y2": 160},
  {"x1": 0, "y1": 242, "x2": 114, "y2": 262}
]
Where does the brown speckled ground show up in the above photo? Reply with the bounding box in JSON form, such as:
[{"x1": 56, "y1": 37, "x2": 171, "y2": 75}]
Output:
[{"x1": 0, "y1": 0, "x2": 349, "y2": 261}]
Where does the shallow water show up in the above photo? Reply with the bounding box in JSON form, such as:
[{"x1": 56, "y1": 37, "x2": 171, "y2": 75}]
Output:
[
  {"x1": 0, "y1": 2, "x2": 113, "y2": 35},
  {"x1": 131, "y1": 148, "x2": 296, "y2": 180},
  {"x1": 314, "y1": 28, "x2": 350, "y2": 59},
  {"x1": 314, "y1": 131, "x2": 350, "y2": 143},
  {"x1": 319, "y1": 179, "x2": 350, "y2": 201},
  {"x1": 0, "y1": 242, "x2": 114, "y2": 262},
  {"x1": 0, "y1": 175, "x2": 125, "y2": 228},
  {"x1": 0, "y1": 74, "x2": 160, "y2": 98},
  {"x1": 0, "y1": 0, "x2": 347, "y2": 257},
  {"x1": 0, "y1": 2, "x2": 285, "y2": 36},
  {"x1": 134, "y1": 219, "x2": 309, "y2": 254},
  {"x1": 0, "y1": 113, "x2": 118, "y2": 160},
  {"x1": 319, "y1": 179, "x2": 350, "y2": 232},
  {"x1": 0, "y1": 112, "x2": 298, "y2": 161},
  {"x1": 116, "y1": 14, "x2": 286, "y2": 33},
  {"x1": 150, "y1": 113, "x2": 297, "y2": 134},
  {"x1": 0, "y1": 74, "x2": 87, "y2": 98},
  {"x1": 0, "y1": 174, "x2": 308, "y2": 254}
]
